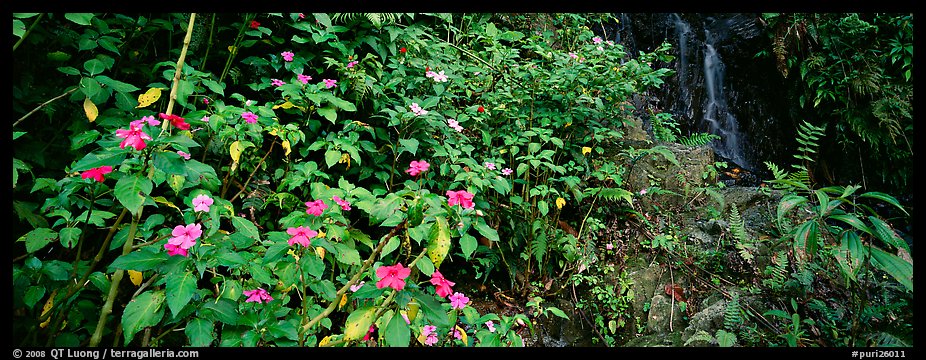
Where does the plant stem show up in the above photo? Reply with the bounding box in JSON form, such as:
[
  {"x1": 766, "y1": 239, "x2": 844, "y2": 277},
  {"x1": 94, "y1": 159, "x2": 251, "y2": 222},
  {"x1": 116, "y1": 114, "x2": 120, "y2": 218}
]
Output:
[
  {"x1": 14, "y1": 87, "x2": 78, "y2": 128},
  {"x1": 89, "y1": 209, "x2": 142, "y2": 347},
  {"x1": 161, "y1": 12, "x2": 197, "y2": 131},
  {"x1": 219, "y1": 14, "x2": 253, "y2": 84},
  {"x1": 230, "y1": 140, "x2": 276, "y2": 202},
  {"x1": 13, "y1": 13, "x2": 44, "y2": 52}
]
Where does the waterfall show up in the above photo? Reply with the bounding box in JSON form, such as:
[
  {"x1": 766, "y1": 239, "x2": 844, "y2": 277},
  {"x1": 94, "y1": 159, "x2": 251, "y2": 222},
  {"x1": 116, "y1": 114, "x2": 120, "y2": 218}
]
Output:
[{"x1": 701, "y1": 28, "x2": 748, "y2": 169}]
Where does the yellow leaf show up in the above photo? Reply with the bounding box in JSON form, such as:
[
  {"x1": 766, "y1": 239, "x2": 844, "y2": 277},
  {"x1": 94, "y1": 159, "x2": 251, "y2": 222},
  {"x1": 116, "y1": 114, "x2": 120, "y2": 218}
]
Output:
[
  {"x1": 152, "y1": 196, "x2": 182, "y2": 213},
  {"x1": 406, "y1": 300, "x2": 419, "y2": 322},
  {"x1": 338, "y1": 293, "x2": 348, "y2": 310},
  {"x1": 83, "y1": 97, "x2": 98, "y2": 122},
  {"x1": 39, "y1": 290, "x2": 56, "y2": 329},
  {"x1": 316, "y1": 230, "x2": 326, "y2": 238},
  {"x1": 227, "y1": 45, "x2": 237, "y2": 54},
  {"x1": 268, "y1": 128, "x2": 278, "y2": 136},
  {"x1": 272, "y1": 101, "x2": 295, "y2": 110},
  {"x1": 282, "y1": 140, "x2": 291, "y2": 156},
  {"x1": 230, "y1": 141, "x2": 242, "y2": 172},
  {"x1": 315, "y1": 246, "x2": 326, "y2": 259},
  {"x1": 455, "y1": 325, "x2": 468, "y2": 344},
  {"x1": 582, "y1": 147, "x2": 592, "y2": 156},
  {"x1": 136, "y1": 87, "x2": 162, "y2": 109},
  {"x1": 556, "y1": 197, "x2": 566, "y2": 209},
  {"x1": 319, "y1": 336, "x2": 331, "y2": 347},
  {"x1": 287, "y1": 249, "x2": 300, "y2": 262},
  {"x1": 344, "y1": 307, "x2": 377, "y2": 341},
  {"x1": 128, "y1": 270, "x2": 143, "y2": 286},
  {"x1": 338, "y1": 153, "x2": 351, "y2": 169}
]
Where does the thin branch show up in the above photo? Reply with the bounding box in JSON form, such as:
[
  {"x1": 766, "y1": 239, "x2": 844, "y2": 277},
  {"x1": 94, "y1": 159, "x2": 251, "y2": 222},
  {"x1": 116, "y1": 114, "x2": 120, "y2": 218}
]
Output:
[
  {"x1": 13, "y1": 13, "x2": 45, "y2": 52},
  {"x1": 230, "y1": 140, "x2": 277, "y2": 202},
  {"x1": 14, "y1": 88, "x2": 78, "y2": 128}
]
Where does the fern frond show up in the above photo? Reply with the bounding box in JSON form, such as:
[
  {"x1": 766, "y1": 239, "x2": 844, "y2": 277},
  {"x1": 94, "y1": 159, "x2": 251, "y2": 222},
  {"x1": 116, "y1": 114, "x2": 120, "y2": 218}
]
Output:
[
  {"x1": 867, "y1": 332, "x2": 911, "y2": 347},
  {"x1": 723, "y1": 294, "x2": 745, "y2": 331},
  {"x1": 763, "y1": 251, "x2": 790, "y2": 290},
  {"x1": 684, "y1": 330, "x2": 716, "y2": 346},
  {"x1": 729, "y1": 205, "x2": 755, "y2": 262},
  {"x1": 679, "y1": 132, "x2": 721, "y2": 147}
]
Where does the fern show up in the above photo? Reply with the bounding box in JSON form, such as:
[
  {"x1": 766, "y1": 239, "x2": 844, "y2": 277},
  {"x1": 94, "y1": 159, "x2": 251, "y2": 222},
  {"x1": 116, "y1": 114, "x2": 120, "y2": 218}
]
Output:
[
  {"x1": 728, "y1": 204, "x2": 755, "y2": 262},
  {"x1": 867, "y1": 332, "x2": 910, "y2": 347},
  {"x1": 529, "y1": 220, "x2": 548, "y2": 264},
  {"x1": 684, "y1": 330, "x2": 716, "y2": 346},
  {"x1": 723, "y1": 294, "x2": 745, "y2": 331},
  {"x1": 331, "y1": 13, "x2": 406, "y2": 28},
  {"x1": 792, "y1": 120, "x2": 826, "y2": 174},
  {"x1": 679, "y1": 132, "x2": 721, "y2": 147},
  {"x1": 763, "y1": 251, "x2": 790, "y2": 290}
]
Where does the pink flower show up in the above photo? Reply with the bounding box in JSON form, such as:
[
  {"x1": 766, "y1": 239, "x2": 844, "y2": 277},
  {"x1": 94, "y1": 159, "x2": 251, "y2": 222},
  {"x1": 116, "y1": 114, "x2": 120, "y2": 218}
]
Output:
[
  {"x1": 243, "y1": 288, "x2": 273, "y2": 303},
  {"x1": 281, "y1": 51, "x2": 295, "y2": 62},
  {"x1": 501, "y1": 168, "x2": 513, "y2": 176},
  {"x1": 401, "y1": 312, "x2": 410, "y2": 324},
  {"x1": 201, "y1": 116, "x2": 210, "y2": 123},
  {"x1": 115, "y1": 122, "x2": 152, "y2": 151},
  {"x1": 597, "y1": 46, "x2": 604, "y2": 51},
  {"x1": 639, "y1": 188, "x2": 648, "y2": 195},
  {"x1": 350, "y1": 281, "x2": 365, "y2": 292},
  {"x1": 136, "y1": 115, "x2": 161, "y2": 127},
  {"x1": 298, "y1": 13, "x2": 305, "y2": 19},
  {"x1": 485, "y1": 320, "x2": 496, "y2": 332},
  {"x1": 169, "y1": 223, "x2": 202, "y2": 251},
  {"x1": 424, "y1": 333, "x2": 438, "y2": 346},
  {"x1": 177, "y1": 151, "x2": 191, "y2": 160},
  {"x1": 159, "y1": 113, "x2": 190, "y2": 130},
  {"x1": 429, "y1": 271, "x2": 456, "y2": 298},
  {"x1": 192, "y1": 194, "x2": 213, "y2": 212},
  {"x1": 332, "y1": 195, "x2": 351, "y2": 211},
  {"x1": 484, "y1": 162, "x2": 496, "y2": 171},
  {"x1": 80, "y1": 166, "x2": 113, "y2": 183},
  {"x1": 305, "y1": 199, "x2": 328, "y2": 216},
  {"x1": 375, "y1": 263, "x2": 411, "y2": 291},
  {"x1": 405, "y1": 160, "x2": 430, "y2": 177},
  {"x1": 425, "y1": 70, "x2": 448, "y2": 82},
  {"x1": 164, "y1": 242, "x2": 188, "y2": 257},
  {"x1": 271, "y1": 79, "x2": 286, "y2": 87},
  {"x1": 569, "y1": 52, "x2": 578, "y2": 59},
  {"x1": 449, "y1": 292, "x2": 469, "y2": 309},
  {"x1": 447, "y1": 119, "x2": 463, "y2": 132},
  {"x1": 409, "y1": 103, "x2": 428, "y2": 116},
  {"x1": 606, "y1": 243, "x2": 614, "y2": 250},
  {"x1": 452, "y1": 327, "x2": 463, "y2": 340},
  {"x1": 346, "y1": 60, "x2": 358, "y2": 68},
  {"x1": 592, "y1": 36, "x2": 603, "y2": 44},
  {"x1": 323, "y1": 79, "x2": 337, "y2": 89},
  {"x1": 241, "y1": 111, "x2": 258, "y2": 124},
  {"x1": 203, "y1": 98, "x2": 210, "y2": 105},
  {"x1": 362, "y1": 325, "x2": 376, "y2": 341},
  {"x1": 422, "y1": 325, "x2": 437, "y2": 337},
  {"x1": 297, "y1": 74, "x2": 312, "y2": 84},
  {"x1": 446, "y1": 189, "x2": 475, "y2": 209},
  {"x1": 287, "y1": 226, "x2": 318, "y2": 247}
]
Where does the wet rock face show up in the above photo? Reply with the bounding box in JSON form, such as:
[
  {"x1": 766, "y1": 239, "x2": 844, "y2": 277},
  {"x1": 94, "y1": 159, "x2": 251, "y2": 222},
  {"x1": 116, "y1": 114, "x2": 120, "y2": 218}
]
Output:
[{"x1": 610, "y1": 13, "x2": 795, "y2": 174}]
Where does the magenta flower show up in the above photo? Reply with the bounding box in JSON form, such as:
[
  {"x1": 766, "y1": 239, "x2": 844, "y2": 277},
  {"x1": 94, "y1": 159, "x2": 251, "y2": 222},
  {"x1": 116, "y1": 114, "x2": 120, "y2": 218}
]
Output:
[
  {"x1": 447, "y1": 119, "x2": 464, "y2": 132},
  {"x1": 243, "y1": 288, "x2": 273, "y2": 303},
  {"x1": 569, "y1": 52, "x2": 578, "y2": 59},
  {"x1": 425, "y1": 70, "x2": 448, "y2": 82},
  {"x1": 606, "y1": 243, "x2": 614, "y2": 250},
  {"x1": 485, "y1": 320, "x2": 496, "y2": 332},
  {"x1": 177, "y1": 151, "x2": 191, "y2": 160},
  {"x1": 281, "y1": 51, "x2": 295, "y2": 62},
  {"x1": 449, "y1": 292, "x2": 469, "y2": 310},
  {"x1": 350, "y1": 281, "x2": 365, "y2": 292},
  {"x1": 347, "y1": 60, "x2": 358, "y2": 68},
  {"x1": 422, "y1": 325, "x2": 437, "y2": 337},
  {"x1": 446, "y1": 189, "x2": 475, "y2": 209},
  {"x1": 203, "y1": 98, "x2": 210, "y2": 105},
  {"x1": 332, "y1": 195, "x2": 351, "y2": 211},
  {"x1": 201, "y1": 116, "x2": 210, "y2": 123},
  {"x1": 297, "y1": 74, "x2": 312, "y2": 84},
  {"x1": 501, "y1": 168, "x2": 513, "y2": 176},
  {"x1": 429, "y1": 270, "x2": 455, "y2": 298},
  {"x1": 298, "y1": 13, "x2": 305, "y2": 19},
  {"x1": 452, "y1": 327, "x2": 463, "y2": 340},
  {"x1": 425, "y1": 334, "x2": 438, "y2": 346},
  {"x1": 362, "y1": 325, "x2": 376, "y2": 341},
  {"x1": 375, "y1": 263, "x2": 411, "y2": 291},
  {"x1": 169, "y1": 223, "x2": 202, "y2": 249},
  {"x1": 80, "y1": 166, "x2": 113, "y2": 183},
  {"x1": 405, "y1": 160, "x2": 430, "y2": 177},
  {"x1": 191, "y1": 194, "x2": 213, "y2": 212},
  {"x1": 484, "y1": 162, "x2": 496, "y2": 171},
  {"x1": 241, "y1": 111, "x2": 258, "y2": 124},
  {"x1": 271, "y1": 79, "x2": 286, "y2": 87},
  {"x1": 134, "y1": 115, "x2": 160, "y2": 127},
  {"x1": 164, "y1": 243, "x2": 188, "y2": 257},
  {"x1": 115, "y1": 122, "x2": 152, "y2": 151},
  {"x1": 287, "y1": 226, "x2": 318, "y2": 247},
  {"x1": 159, "y1": 113, "x2": 190, "y2": 130},
  {"x1": 305, "y1": 199, "x2": 328, "y2": 216},
  {"x1": 592, "y1": 36, "x2": 603, "y2": 44},
  {"x1": 323, "y1": 79, "x2": 337, "y2": 89}
]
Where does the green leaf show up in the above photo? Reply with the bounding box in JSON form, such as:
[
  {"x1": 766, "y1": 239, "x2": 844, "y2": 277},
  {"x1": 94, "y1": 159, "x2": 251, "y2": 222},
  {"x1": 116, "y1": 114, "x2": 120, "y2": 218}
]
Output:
[
  {"x1": 59, "y1": 227, "x2": 81, "y2": 249},
  {"x1": 201, "y1": 79, "x2": 225, "y2": 96},
  {"x1": 121, "y1": 290, "x2": 165, "y2": 345},
  {"x1": 474, "y1": 217, "x2": 499, "y2": 242},
  {"x1": 868, "y1": 216, "x2": 910, "y2": 253},
  {"x1": 115, "y1": 175, "x2": 153, "y2": 216},
  {"x1": 203, "y1": 298, "x2": 238, "y2": 325},
  {"x1": 24, "y1": 286, "x2": 45, "y2": 309},
  {"x1": 827, "y1": 214, "x2": 870, "y2": 235},
  {"x1": 792, "y1": 220, "x2": 819, "y2": 259},
  {"x1": 835, "y1": 231, "x2": 867, "y2": 281},
  {"x1": 13, "y1": 19, "x2": 26, "y2": 38},
  {"x1": 416, "y1": 255, "x2": 435, "y2": 276},
  {"x1": 343, "y1": 306, "x2": 377, "y2": 341},
  {"x1": 413, "y1": 292, "x2": 451, "y2": 328},
  {"x1": 79, "y1": 76, "x2": 102, "y2": 98},
  {"x1": 538, "y1": 200, "x2": 549, "y2": 216},
  {"x1": 84, "y1": 59, "x2": 107, "y2": 76},
  {"x1": 249, "y1": 263, "x2": 274, "y2": 286},
  {"x1": 231, "y1": 217, "x2": 261, "y2": 243},
  {"x1": 313, "y1": 13, "x2": 332, "y2": 28},
  {"x1": 859, "y1": 192, "x2": 908, "y2": 215},
  {"x1": 185, "y1": 318, "x2": 215, "y2": 346},
  {"x1": 459, "y1": 233, "x2": 478, "y2": 260},
  {"x1": 869, "y1": 246, "x2": 913, "y2": 293},
  {"x1": 153, "y1": 151, "x2": 186, "y2": 175},
  {"x1": 384, "y1": 311, "x2": 411, "y2": 347},
  {"x1": 324, "y1": 149, "x2": 341, "y2": 168},
  {"x1": 64, "y1": 13, "x2": 95, "y2": 26},
  {"x1": 716, "y1": 329, "x2": 738, "y2": 347},
  {"x1": 166, "y1": 270, "x2": 198, "y2": 317},
  {"x1": 427, "y1": 217, "x2": 451, "y2": 268},
  {"x1": 71, "y1": 151, "x2": 126, "y2": 172},
  {"x1": 546, "y1": 307, "x2": 569, "y2": 320},
  {"x1": 399, "y1": 138, "x2": 419, "y2": 156},
  {"x1": 318, "y1": 105, "x2": 338, "y2": 123},
  {"x1": 332, "y1": 242, "x2": 361, "y2": 266},
  {"x1": 777, "y1": 194, "x2": 808, "y2": 225},
  {"x1": 109, "y1": 250, "x2": 169, "y2": 272},
  {"x1": 95, "y1": 75, "x2": 139, "y2": 93},
  {"x1": 20, "y1": 228, "x2": 57, "y2": 253}
]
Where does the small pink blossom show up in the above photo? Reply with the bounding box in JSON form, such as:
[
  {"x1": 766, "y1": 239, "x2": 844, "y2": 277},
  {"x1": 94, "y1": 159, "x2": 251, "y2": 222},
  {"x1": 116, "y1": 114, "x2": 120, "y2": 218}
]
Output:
[
  {"x1": 501, "y1": 168, "x2": 513, "y2": 176},
  {"x1": 639, "y1": 188, "x2": 648, "y2": 195},
  {"x1": 332, "y1": 195, "x2": 351, "y2": 211},
  {"x1": 592, "y1": 36, "x2": 603, "y2": 44},
  {"x1": 80, "y1": 166, "x2": 113, "y2": 183},
  {"x1": 484, "y1": 162, "x2": 496, "y2": 171},
  {"x1": 201, "y1": 116, "x2": 210, "y2": 123},
  {"x1": 401, "y1": 312, "x2": 410, "y2": 324},
  {"x1": 298, "y1": 13, "x2": 305, "y2": 19},
  {"x1": 449, "y1": 292, "x2": 469, "y2": 310},
  {"x1": 422, "y1": 325, "x2": 437, "y2": 337},
  {"x1": 243, "y1": 288, "x2": 273, "y2": 303},
  {"x1": 305, "y1": 199, "x2": 328, "y2": 216},
  {"x1": 203, "y1": 98, "x2": 210, "y2": 105},
  {"x1": 606, "y1": 243, "x2": 614, "y2": 250},
  {"x1": 452, "y1": 327, "x2": 463, "y2": 340},
  {"x1": 447, "y1": 119, "x2": 463, "y2": 132},
  {"x1": 281, "y1": 51, "x2": 295, "y2": 62},
  {"x1": 405, "y1": 160, "x2": 430, "y2": 177},
  {"x1": 136, "y1": 115, "x2": 161, "y2": 127},
  {"x1": 115, "y1": 122, "x2": 152, "y2": 151},
  {"x1": 164, "y1": 242, "x2": 188, "y2": 257},
  {"x1": 177, "y1": 151, "x2": 191, "y2": 160},
  {"x1": 159, "y1": 113, "x2": 190, "y2": 130},
  {"x1": 350, "y1": 281, "x2": 365, "y2": 292},
  {"x1": 241, "y1": 111, "x2": 258, "y2": 124},
  {"x1": 169, "y1": 223, "x2": 202, "y2": 251},
  {"x1": 424, "y1": 333, "x2": 439, "y2": 346},
  {"x1": 446, "y1": 189, "x2": 475, "y2": 209},
  {"x1": 191, "y1": 194, "x2": 213, "y2": 212},
  {"x1": 297, "y1": 74, "x2": 312, "y2": 84},
  {"x1": 425, "y1": 70, "x2": 448, "y2": 82},
  {"x1": 375, "y1": 263, "x2": 411, "y2": 291},
  {"x1": 346, "y1": 60, "x2": 358, "y2": 68},
  {"x1": 485, "y1": 320, "x2": 496, "y2": 332},
  {"x1": 362, "y1": 325, "x2": 376, "y2": 341},
  {"x1": 409, "y1": 103, "x2": 428, "y2": 116},
  {"x1": 287, "y1": 226, "x2": 318, "y2": 247},
  {"x1": 597, "y1": 46, "x2": 604, "y2": 51},
  {"x1": 429, "y1": 271, "x2": 456, "y2": 298},
  {"x1": 323, "y1": 79, "x2": 337, "y2": 89},
  {"x1": 569, "y1": 52, "x2": 578, "y2": 59},
  {"x1": 271, "y1": 79, "x2": 286, "y2": 87}
]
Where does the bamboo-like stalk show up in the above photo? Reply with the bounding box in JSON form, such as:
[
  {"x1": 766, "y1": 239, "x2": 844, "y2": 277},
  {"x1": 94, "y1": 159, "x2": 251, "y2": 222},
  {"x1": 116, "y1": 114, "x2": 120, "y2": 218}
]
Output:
[{"x1": 88, "y1": 209, "x2": 142, "y2": 347}]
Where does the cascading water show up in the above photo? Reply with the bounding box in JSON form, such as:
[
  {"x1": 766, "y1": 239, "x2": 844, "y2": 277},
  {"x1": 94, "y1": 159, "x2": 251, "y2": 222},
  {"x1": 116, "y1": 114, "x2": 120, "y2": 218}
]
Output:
[{"x1": 701, "y1": 29, "x2": 748, "y2": 169}]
